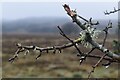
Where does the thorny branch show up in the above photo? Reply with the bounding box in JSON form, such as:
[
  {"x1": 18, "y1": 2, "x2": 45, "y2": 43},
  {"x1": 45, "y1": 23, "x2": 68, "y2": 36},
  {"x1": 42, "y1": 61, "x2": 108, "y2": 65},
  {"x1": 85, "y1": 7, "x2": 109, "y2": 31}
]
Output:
[
  {"x1": 63, "y1": 4, "x2": 120, "y2": 61},
  {"x1": 104, "y1": 7, "x2": 120, "y2": 15},
  {"x1": 9, "y1": 27, "x2": 119, "y2": 63},
  {"x1": 63, "y1": 4, "x2": 120, "y2": 78},
  {"x1": 9, "y1": 4, "x2": 120, "y2": 79}
]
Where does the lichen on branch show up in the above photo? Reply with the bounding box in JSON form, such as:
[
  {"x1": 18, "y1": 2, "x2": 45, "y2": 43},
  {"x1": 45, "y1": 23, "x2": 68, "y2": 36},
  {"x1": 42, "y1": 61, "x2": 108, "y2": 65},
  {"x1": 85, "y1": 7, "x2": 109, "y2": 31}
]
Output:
[{"x1": 9, "y1": 4, "x2": 120, "y2": 79}]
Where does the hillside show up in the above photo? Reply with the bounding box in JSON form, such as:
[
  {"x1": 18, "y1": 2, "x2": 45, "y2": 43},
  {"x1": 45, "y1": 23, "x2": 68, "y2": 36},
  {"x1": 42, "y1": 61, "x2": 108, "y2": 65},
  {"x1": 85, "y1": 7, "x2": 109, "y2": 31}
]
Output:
[{"x1": 2, "y1": 17, "x2": 118, "y2": 35}]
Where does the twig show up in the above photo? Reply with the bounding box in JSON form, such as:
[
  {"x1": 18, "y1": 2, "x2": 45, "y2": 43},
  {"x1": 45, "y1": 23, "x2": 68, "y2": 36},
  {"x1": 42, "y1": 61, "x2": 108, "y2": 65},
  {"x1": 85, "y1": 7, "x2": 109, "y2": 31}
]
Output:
[
  {"x1": 104, "y1": 7, "x2": 120, "y2": 15},
  {"x1": 9, "y1": 47, "x2": 25, "y2": 63},
  {"x1": 9, "y1": 41, "x2": 119, "y2": 63},
  {"x1": 57, "y1": 26, "x2": 83, "y2": 55},
  {"x1": 78, "y1": 15, "x2": 99, "y2": 25},
  {"x1": 63, "y1": 4, "x2": 99, "y2": 30},
  {"x1": 8, "y1": 40, "x2": 80, "y2": 62},
  {"x1": 102, "y1": 21, "x2": 112, "y2": 47},
  {"x1": 9, "y1": 4, "x2": 120, "y2": 79},
  {"x1": 9, "y1": 4, "x2": 120, "y2": 63},
  {"x1": 63, "y1": 4, "x2": 120, "y2": 62},
  {"x1": 79, "y1": 47, "x2": 96, "y2": 65},
  {"x1": 88, "y1": 54, "x2": 107, "y2": 79}
]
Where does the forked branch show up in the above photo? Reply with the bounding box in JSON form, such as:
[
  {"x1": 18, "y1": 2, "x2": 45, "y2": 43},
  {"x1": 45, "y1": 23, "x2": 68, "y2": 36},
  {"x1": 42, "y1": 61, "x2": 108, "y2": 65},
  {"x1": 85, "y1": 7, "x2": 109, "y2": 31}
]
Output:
[
  {"x1": 63, "y1": 4, "x2": 120, "y2": 62},
  {"x1": 9, "y1": 27, "x2": 118, "y2": 63},
  {"x1": 9, "y1": 4, "x2": 120, "y2": 79}
]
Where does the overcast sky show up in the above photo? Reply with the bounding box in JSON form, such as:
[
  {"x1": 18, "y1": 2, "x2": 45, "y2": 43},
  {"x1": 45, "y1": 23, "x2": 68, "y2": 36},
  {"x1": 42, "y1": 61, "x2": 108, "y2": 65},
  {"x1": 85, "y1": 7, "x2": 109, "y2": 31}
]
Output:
[{"x1": 2, "y1": 2, "x2": 118, "y2": 21}]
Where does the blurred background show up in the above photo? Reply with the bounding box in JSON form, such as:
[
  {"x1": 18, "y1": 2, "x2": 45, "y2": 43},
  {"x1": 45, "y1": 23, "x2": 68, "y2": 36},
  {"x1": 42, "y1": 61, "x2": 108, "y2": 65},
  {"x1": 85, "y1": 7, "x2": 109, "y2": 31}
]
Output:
[{"x1": 1, "y1": 2, "x2": 119, "y2": 78}]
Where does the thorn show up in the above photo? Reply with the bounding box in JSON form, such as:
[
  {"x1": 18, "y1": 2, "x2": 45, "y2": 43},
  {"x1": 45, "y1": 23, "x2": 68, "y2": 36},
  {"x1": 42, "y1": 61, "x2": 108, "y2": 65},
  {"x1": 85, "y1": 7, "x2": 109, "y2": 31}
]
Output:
[
  {"x1": 104, "y1": 12, "x2": 106, "y2": 14},
  {"x1": 79, "y1": 60, "x2": 82, "y2": 64},
  {"x1": 77, "y1": 53, "x2": 80, "y2": 56},
  {"x1": 96, "y1": 21, "x2": 99, "y2": 25},
  {"x1": 106, "y1": 10, "x2": 108, "y2": 13},
  {"x1": 8, "y1": 58, "x2": 14, "y2": 62},
  {"x1": 46, "y1": 50, "x2": 49, "y2": 53},
  {"x1": 36, "y1": 53, "x2": 41, "y2": 60},
  {"x1": 53, "y1": 50, "x2": 56, "y2": 54},
  {"x1": 33, "y1": 46, "x2": 36, "y2": 51},
  {"x1": 114, "y1": 7, "x2": 116, "y2": 11},
  {"x1": 73, "y1": 20, "x2": 76, "y2": 23},
  {"x1": 83, "y1": 22, "x2": 86, "y2": 25},
  {"x1": 8, "y1": 56, "x2": 17, "y2": 63},
  {"x1": 39, "y1": 49, "x2": 42, "y2": 53},
  {"x1": 58, "y1": 49, "x2": 62, "y2": 53},
  {"x1": 16, "y1": 43, "x2": 22, "y2": 48},
  {"x1": 53, "y1": 46, "x2": 56, "y2": 54},
  {"x1": 24, "y1": 50, "x2": 29, "y2": 55},
  {"x1": 92, "y1": 65, "x2": 95, "y2": 68},
  {"x1": 89, "y1": 17, "x2": 92, "y2": 22}
]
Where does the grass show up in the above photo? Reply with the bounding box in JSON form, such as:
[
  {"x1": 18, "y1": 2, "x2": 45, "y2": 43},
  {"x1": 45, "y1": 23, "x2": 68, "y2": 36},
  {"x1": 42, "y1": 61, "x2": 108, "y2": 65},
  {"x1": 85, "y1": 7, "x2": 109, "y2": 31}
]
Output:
[{"x1": 2, "y1": 34, "x2": 119, "y2": 78}]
